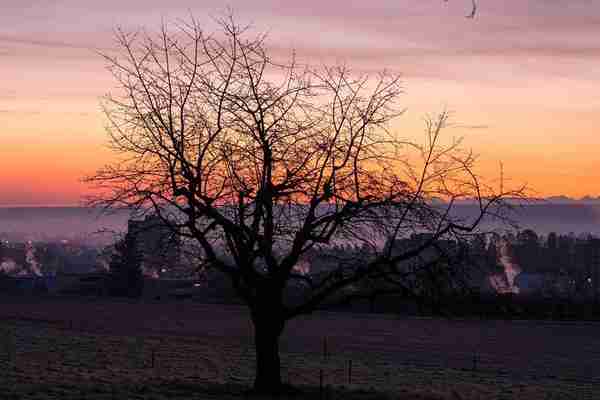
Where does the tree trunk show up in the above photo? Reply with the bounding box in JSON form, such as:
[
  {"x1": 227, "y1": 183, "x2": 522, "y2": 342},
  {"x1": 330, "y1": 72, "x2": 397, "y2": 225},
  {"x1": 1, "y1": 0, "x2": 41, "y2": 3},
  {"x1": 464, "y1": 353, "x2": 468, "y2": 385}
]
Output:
[{"x1": 252, "y1": 312, "x2": 285, "y2": 393}]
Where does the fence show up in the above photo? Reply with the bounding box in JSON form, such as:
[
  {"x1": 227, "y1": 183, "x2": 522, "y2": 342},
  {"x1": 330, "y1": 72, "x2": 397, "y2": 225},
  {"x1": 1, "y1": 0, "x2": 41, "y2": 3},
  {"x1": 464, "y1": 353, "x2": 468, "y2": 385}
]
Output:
[{"x1": 0, "y1": 316, "x2": 598, "y2": 399}]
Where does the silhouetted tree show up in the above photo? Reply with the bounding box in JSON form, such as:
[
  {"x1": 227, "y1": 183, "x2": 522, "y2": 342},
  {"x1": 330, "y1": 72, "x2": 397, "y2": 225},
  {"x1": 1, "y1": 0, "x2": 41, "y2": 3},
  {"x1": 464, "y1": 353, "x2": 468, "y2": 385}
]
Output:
[
  {"x1": 513, "y1": 229, "x2": 542, "y2": 272},
  {"x1": 486, "y1": 235, "x2": 502, "y2": 271},
  {"x1": 107, "y1": 233, "x2": 144, "y2": 298},
  {"x1": 547, "y1": 232, "x2": 557, "y2": 250},
  {"x1": 86, "y1": 16, "x2": 520, "y2": 393},
  {"x1": 463, "y1": 234, "x2": 503, "y2": 293},
  {"x1": 34, "y1": 243, "x2": 62, "y2": 275},
  {"x1": 545, "y1": 232, "x2": 560, "y2": 272}
]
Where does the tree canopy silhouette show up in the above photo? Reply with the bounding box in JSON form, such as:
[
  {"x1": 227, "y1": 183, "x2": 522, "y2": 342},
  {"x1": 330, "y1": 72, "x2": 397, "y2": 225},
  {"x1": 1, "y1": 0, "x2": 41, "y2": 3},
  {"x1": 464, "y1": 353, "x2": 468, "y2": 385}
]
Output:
[
  {"x1": 86, "y1": 15, "x2": 518, "y2": 393},
  {"x1": 107, "y1": 232, "x2": 144, "y2": 298}
]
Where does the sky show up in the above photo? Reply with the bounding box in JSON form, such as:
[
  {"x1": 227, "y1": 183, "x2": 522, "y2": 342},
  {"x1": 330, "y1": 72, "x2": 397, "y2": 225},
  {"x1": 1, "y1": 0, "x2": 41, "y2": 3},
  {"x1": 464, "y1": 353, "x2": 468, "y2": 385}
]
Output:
[{"x1": 1, "y1": 0, "x2": 599, "y2": 206}]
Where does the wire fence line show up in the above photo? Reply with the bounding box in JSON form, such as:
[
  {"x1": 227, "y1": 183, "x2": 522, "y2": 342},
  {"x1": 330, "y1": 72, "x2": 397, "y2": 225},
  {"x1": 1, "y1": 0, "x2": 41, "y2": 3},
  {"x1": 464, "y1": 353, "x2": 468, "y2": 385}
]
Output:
[{"x1": 0, "y1": 317, "x2": 599, "y2": 399}]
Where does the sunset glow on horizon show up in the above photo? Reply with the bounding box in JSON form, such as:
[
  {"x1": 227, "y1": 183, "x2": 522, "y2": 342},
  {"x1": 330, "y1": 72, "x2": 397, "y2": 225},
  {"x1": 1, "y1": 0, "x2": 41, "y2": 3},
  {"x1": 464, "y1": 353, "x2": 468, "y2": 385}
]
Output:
[{"x1": 2, "y1": 0, "x2": 599, "y2": 206}]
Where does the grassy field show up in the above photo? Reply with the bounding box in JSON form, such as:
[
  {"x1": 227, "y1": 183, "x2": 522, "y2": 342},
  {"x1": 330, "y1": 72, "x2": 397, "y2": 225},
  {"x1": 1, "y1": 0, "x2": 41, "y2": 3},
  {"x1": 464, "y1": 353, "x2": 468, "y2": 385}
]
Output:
[{"x1": 1, "y1": 297, "x2": 599, "y2": 399}]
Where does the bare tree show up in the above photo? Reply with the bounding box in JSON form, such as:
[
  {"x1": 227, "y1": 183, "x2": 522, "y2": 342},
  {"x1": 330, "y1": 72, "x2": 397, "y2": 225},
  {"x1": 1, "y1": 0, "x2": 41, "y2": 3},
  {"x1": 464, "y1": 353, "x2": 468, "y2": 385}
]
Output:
[{"x1": 86, "y1": 15, "x2": 518, "y2": 393}]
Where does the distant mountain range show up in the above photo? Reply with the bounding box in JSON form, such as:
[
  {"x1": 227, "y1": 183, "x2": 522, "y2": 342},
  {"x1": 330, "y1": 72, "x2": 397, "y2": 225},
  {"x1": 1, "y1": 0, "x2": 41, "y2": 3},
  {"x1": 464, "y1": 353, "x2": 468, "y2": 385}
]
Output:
[
  {"x1": 541, "y1": 196, "x2": 600, "y2": 204},
  {"x1": 441, "y1": 196, "x2": 600, "y2": 205}
]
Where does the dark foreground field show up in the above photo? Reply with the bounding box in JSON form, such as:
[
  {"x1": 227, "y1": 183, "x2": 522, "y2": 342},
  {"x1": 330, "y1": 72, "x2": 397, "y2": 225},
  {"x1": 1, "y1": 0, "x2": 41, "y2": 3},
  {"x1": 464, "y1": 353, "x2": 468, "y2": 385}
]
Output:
[{"x1": 1, "y1": 297, "x2": 599, "y2": 399}]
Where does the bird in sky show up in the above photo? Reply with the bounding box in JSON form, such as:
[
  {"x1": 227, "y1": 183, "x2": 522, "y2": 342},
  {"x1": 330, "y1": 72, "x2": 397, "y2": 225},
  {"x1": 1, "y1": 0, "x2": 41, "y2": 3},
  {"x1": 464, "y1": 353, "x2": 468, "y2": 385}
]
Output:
[
  {"x1": 442, "y1": 0, "x2": 478, "y2": 19},
  {"x1": 466, "y1": 0, "x2": 477, "y2": 18}
]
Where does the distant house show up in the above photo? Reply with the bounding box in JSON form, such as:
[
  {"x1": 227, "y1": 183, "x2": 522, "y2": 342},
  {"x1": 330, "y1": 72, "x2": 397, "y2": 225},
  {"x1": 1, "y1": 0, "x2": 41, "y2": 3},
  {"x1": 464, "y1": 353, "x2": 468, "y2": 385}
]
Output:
[
  {"x1": 514, "y1": 272, "x2": 545, "y2": 295},
  {"x1": 142, "y1": 278, "x2": 208, "y2": 301},
  {"x1": 514, "y1": 272, "x2": 573, "y2": 298},
  {"x1": 0, "y1": 272, "x2": 108, "y2": 296},
  {"x1": 1, "y1": 271, "x2": 214, "y2": 301},
  {"x1": 0, "y1": 275, "x2": 50, "y2": 295},
  {"x1": 54, "y1": 273, "x2": 108, "y2": 296}
]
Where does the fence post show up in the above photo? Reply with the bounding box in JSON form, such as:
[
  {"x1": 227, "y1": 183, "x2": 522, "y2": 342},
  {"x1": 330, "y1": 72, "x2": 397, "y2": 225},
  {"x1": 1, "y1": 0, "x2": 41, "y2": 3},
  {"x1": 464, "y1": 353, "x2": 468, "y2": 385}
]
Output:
[
  {"x1": 319, "y1": 368, "x2": 324, "y2": 400},
  {"x1": 348, "y1": 359, "x2": 352, "y2": 385}
]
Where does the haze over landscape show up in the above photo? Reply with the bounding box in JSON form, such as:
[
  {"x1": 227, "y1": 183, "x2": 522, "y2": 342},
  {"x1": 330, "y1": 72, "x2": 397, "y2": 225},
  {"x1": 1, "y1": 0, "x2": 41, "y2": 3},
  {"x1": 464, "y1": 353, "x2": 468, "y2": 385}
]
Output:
[{"x1": 2, "y1": 203, "x2": 600, "y2": 245}]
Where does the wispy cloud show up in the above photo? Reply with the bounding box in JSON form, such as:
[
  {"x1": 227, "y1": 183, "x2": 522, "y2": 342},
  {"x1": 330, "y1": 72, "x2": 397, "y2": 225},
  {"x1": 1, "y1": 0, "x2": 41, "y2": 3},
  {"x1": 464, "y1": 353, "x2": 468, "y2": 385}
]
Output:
[
  {"x1": 0, "y1": 35, "x2": 94, "y2": 50},
  {"x1": 0, "y1": 110, "x2": 42, "y2": 115},
  {"x1": 453, "y1": 124, "x2": 490, "y2": 130}
]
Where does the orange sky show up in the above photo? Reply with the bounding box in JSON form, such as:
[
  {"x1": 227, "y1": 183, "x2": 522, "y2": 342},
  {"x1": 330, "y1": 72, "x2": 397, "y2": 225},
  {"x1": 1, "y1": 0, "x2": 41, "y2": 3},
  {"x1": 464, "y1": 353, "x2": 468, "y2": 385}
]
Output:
[{"x1": 1, "y1": 1, "x2": 599, "y2": 206}]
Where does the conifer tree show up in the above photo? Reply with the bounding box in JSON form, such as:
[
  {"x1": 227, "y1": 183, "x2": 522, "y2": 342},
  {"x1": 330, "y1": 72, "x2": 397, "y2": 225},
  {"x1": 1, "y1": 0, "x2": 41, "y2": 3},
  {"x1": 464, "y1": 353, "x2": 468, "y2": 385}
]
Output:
[{"x1": 108, "y1": 233, "x2": 144, "y2": 298}]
